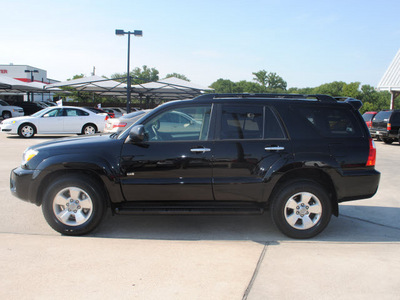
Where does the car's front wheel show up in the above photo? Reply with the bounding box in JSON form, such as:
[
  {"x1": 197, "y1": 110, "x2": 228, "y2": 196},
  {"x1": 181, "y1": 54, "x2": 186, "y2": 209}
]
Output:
[
  {"x1": 41, "y1": 174, "x2": 106, "y2": 235},
  {"x1": 271, "y1": 180, "x2": 332, "y2": 239},
  {"x1": 18, "y1": 123, "x2": 36, "y2": 138}
]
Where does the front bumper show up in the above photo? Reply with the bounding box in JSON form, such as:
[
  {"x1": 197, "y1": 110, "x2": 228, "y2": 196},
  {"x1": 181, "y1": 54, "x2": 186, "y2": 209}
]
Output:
[
  {"x1": 10, "y1": 167, "x2": 37, "y2": 205},
  {"x1": 1, "y1": 123, "x2": 18, "y2": 134}
]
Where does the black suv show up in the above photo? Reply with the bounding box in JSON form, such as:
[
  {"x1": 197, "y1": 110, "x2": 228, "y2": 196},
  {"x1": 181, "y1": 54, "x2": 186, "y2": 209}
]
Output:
[
  {"x1": 370, "y1": 110, "x2": 400, "y2": 144},
  {"x1": 10, "y1": 94, "x2": 380, "y2": 239},
  {"x1": 12, "y1": 102, "x2": 45, "y2": 115}
]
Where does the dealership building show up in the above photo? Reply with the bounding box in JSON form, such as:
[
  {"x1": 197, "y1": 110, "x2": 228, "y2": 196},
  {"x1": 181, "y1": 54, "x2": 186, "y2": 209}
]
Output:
[{"x1": 0, "y1": 64, "x2": 59, "y2": 102}]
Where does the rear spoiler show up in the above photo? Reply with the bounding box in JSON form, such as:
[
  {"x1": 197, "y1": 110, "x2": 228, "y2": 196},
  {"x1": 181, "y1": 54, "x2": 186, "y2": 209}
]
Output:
[{"x1": 334, "y1": 97, "x2": 363, "y2": 110}]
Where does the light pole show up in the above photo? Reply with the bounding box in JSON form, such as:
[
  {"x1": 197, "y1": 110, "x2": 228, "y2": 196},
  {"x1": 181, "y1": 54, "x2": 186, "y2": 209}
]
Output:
[
  {"x1": 25, "y1": 69, "x2": 38, "y2": 102},
  {"x1": 115, "y1": 29, "x2": 143, "y2": 113},
  {"x1": 24, "y1": 69, "x2": 39, "y2": 82}
]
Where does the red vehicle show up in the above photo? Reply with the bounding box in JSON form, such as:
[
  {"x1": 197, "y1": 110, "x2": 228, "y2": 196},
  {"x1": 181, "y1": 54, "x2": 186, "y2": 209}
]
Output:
[
  {"x1": 362, "y1": 111, "x2": 377, "y2": 129},
  {"x1": 84, "y1": 107, "x2": 115, "y2": 118}
]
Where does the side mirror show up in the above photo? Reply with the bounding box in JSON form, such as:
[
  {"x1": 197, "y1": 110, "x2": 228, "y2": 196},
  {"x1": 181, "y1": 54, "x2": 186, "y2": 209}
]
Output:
[{"x1": 128, "y1": 125, "x2": 145, "y2": 143}]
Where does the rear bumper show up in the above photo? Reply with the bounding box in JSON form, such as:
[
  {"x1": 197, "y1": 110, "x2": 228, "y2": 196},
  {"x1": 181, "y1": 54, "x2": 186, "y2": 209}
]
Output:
[
  {"x1": 369, "y1": 129, "x2": 388, "y2": 138},
  {"x1": 335, "y1": 169, "x2": 380, "y2": 202}
]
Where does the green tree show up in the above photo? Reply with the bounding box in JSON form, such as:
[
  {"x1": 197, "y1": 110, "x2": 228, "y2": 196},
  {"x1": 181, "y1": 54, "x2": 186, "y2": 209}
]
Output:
[
  {"x1": 313, "y1": 81, "x2": 346, "y2": 96},
  {"x1": 111, "y1": 65, "x2": 159, "y2": 84},
  {"x1": 252, "y1": 70, "x2": 268, "y2": 88},
  {"x1": 252, "y1": 70, "x2": 287, "y2": 91},
  {"x1": 342, "y1": 82, "x2": 362, "y2": 99},
  {"x1": 132, "y1": 65, "x2": 159, "y2": 84},
  {"x1": 287, "y1": 87, "x2": 315, "y2": 94},
  {"x1": 165, "y1": 73, "x2": 190, "y2": 81},
  {"x1": 266, "y1": 72, "x2": 287, "y2": 90},
  {"x1": 209, "y1": 78, "x2": 236, "y2": 93},
  {"x1": 235, "y1": 80, "x2": 266, "y2": 93}
]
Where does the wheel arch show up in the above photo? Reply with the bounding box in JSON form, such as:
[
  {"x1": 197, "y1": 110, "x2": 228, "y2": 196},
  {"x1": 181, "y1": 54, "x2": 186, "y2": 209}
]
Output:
[
  {"x1": 82, "y1": 123, "x2": 98, "y2": 134},
  {"x1": 18, "y1": 122, "x2": 37, "y2": 133},
  {"x1": 267, "y1": 168, "x2": 339, "y2": 216},
  {"x1": 2, "y1": 110, "x2": 12, "y2": 118},
  {"x1": 35, "y1": 169, "x2": 111, "y2": 207}
]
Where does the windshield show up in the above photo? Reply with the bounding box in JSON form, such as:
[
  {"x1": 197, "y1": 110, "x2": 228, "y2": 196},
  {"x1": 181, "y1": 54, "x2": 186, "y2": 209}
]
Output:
[
  {"x1": 31, "y1": 107, "x2": 54, "y2": 117},
  {"x1": 0, "y1": 100, "x2": 9, "y2": 106}
]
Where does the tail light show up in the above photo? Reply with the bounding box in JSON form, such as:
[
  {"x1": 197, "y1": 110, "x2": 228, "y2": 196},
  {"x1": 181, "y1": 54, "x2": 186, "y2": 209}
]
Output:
[
  {"x1": 105, "y1": 115, "x2": 109, "y2": 121},
  {"x1": 112, "y1": 122, "x2": 127, "y2": 128},
  {"x1": 366, "y1": 138, "x2": 376, "y2": 167},
  {"x1": 387, "y1": 123, "x2": 391, "y2": 131}
]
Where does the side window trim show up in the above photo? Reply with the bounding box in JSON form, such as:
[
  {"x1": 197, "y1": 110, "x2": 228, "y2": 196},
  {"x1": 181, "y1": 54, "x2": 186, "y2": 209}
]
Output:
[{"x1": 265, "y1": 106, "x2": 288, "y2": 140}]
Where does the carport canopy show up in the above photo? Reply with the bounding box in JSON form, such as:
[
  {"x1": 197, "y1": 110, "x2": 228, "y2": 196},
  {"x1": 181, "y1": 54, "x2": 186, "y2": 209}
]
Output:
[
  {"x1": 0, "y1": 75, "x2": 45, "y2": 92},
  {"x1": 45, "y1": 75, "x2": 213, "y2": 100},
  {"x1": 377, "y1": 48, "x2": 400, "y2": 109}
]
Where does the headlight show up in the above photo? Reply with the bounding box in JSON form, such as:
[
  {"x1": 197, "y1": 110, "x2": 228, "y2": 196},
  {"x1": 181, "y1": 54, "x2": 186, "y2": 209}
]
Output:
[
  {"x1": 3, "y1": 120, "x2": 16, "y2": 125},
  {"x1": 22, "y1": 149, "x2": 38, "y2": 165}
]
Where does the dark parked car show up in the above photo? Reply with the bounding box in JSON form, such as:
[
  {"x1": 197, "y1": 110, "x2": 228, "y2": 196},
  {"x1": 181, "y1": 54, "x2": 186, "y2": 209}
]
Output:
[
  {"x1": 12, "y1": 102, "x2": 44, "y2": 115},
  {"x1": 84, "y1": 107, "x2": 115, "y2": 118},
  {"x1": 370, "y1": 110, "x2": 400, "y2": 144},
  {"x1": 10, "y1": 93, "x2": 380, "y2": 239}
]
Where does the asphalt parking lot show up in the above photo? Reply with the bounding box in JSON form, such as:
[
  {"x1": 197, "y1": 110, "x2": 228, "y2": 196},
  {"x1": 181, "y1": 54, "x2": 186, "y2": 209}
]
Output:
[{"x1": 0, "y1": 133, "x2": 399, "y2": 300}]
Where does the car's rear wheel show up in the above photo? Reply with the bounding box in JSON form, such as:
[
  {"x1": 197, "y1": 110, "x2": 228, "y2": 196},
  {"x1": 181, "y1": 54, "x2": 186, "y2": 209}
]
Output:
[
  {"x1": 382, "y1": 138, "x2": 394, "y2": 144},
  {"x1": 41, "y1": 174, "x2": 106, "y2": 235},
  {"x1": 271, "y1": 180, "x2": 332, "y2": 239},
  {"x1": 18, "y1": 123, "x2": 36, "y2": 138},
  {"x1": 82, "y1": 124, "x2": 97, "y2": 135}
]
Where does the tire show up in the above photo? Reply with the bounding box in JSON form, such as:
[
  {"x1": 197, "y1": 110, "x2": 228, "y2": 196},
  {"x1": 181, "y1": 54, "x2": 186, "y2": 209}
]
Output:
[
  {"x1": 382, "y1": 138, "x2": 394, "y2": 144},
  {"x1": 82, "y1": 124, "x2": 97, "y2": 135},
  {"x1": 41, "y1": 174, "x2": 106, "y2": 236},
  {"x1": 271, "y1": 180, "x2": 332, "y2": 239},
  {"x1": 18, "y1": 123, "x2": 36, "y2": 138},
  {"x1": 2, "y1": 111, "x2": 12, "y2": 119}
]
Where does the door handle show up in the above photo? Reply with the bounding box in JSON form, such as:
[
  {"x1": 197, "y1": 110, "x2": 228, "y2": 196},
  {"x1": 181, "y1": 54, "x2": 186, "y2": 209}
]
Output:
[
  {"x1": 265, "y1": 146, "x2": 285, "y2": 151},
  {"x1": 190, "y1": 147, "x2": 211, "y2": 153}
]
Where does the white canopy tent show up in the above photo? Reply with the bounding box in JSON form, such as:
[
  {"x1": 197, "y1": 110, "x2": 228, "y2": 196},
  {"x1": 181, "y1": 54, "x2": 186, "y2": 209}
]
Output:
[
  {"x1": 0, "y1": 75, "x2": 44, "y2": 92},
  {"x1": 132, "y1": 77, "x2": 213, "y2": 100},
  {"x1": 44, "y1": 75, "x2": 213, "y2": 108},
  {"x1": 45, "y1": 75, "x2": 128, "y2": 96},
  {"x1": 377, "y1": 48, "x2": 400, "y2": 109}
]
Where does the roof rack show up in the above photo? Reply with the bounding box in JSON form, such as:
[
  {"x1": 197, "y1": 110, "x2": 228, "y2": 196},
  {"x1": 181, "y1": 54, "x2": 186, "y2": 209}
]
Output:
[{"x1": 193, "y1": 93, "x2": 337, "y2": 103}]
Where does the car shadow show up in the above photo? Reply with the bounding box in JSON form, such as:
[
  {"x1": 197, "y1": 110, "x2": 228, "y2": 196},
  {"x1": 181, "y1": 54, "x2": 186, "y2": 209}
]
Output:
[
  {"x1": 6, "y1": 135, "x2": 75, "y2": 139},
  {"x1": 89, "y1": 205, "x2": 400, "y2": 244}
]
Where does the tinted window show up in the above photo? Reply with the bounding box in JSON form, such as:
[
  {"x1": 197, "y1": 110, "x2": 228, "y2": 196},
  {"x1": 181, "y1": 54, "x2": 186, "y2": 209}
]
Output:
[
  {"x1": 362, "y1": 113, "x2": 374, "y2": 122},
  {"x1": 298, "y1": 106, "x2": 362, "y2": 137},
  {"x1": 220, "y1": 105, "x2": 263, "y2": 140},
  {"x1": 390, "y1": 112, "x2": 400, "y2": 123},
  {"x1": 374, "y1": 111, "x2": 392, "y2": 122},
  {"x1": 265, "y1": 107, "x2": 286, "y2": 139},
  {"x1": 143, "y1": 105, "x2": 211, "y2": 141},
  {"x1": 64, "y1": 108, "x2": 89, "y2": 116}
]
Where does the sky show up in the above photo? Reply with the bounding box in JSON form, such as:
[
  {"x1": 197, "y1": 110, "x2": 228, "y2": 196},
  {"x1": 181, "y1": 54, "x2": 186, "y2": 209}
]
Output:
[{"x1": 1, "y1": 0, "x2": 399, "y2": 89}]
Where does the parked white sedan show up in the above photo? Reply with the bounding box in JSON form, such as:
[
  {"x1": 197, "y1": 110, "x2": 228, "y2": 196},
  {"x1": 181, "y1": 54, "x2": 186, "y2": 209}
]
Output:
[{"x1": 0, "y1": 106, "x2": 108, "y2": 138}]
